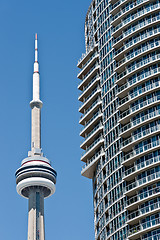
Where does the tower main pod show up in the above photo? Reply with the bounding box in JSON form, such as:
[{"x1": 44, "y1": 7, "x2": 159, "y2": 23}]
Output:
[{"x1": 16, "y1": 34, "x2": 57, "y2": 240}]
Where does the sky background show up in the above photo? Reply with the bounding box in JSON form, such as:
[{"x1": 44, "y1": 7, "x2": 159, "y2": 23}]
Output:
[{"x1": 0, "y1": 0, "x2": 95, "y2": 239}]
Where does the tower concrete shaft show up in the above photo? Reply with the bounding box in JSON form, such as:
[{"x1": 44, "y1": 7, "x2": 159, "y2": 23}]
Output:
[{"x1": 28, "y1": 188, "x2": 45, "y2": 240}]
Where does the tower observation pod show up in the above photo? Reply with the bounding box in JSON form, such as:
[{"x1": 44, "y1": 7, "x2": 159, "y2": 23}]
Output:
[{"x1": 15, "y1": 34, "x2": 57, "y2": 240}]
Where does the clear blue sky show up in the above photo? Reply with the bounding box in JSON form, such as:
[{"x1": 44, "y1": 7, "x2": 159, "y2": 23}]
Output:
[{"x1": 0, "y1": 0, "x2": 94, "y2": 239}]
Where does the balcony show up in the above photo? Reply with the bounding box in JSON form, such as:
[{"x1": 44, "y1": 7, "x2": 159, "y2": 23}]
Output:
[
  {"x1": 79, "y1": 87, "x2": 101, "y2": 113},
  {"x1": 81, "y1": 136, "x2": 104, "y2": 162},
  {"x1": 80, "y1": 123, "x2": 103, "y2": 149},
  {"x1": 125, "y1": 171, "x2": 160, "y2": 196},
  {"x1": 80, "y1": 110, "x2": 102, "y2": 137},
  {"x1": 77, "y1": 52, "x2": 99, "y2": 78},
  {"x1": 112, "y1": 3, "x2": 160, "y2": 38},
  {"x1": 118, "y1": 81, "x2": 160, "y2": 111},
  {"x1": 124, "y1": 155, "x2": 160, "y2": 181},
  {"x1": 77, "y1": 43, "x2": 98, "y2": 68},
  {"x1": 126, "y1": 186, "x2": 160, "y2": 210},
  {"x1": 81, "y1": 149, "x2": 105, "y2": 179},
  {"x1": 127, "y1": 201, "x2": 160, "y2": 224},
  {"x1": 78, "y1": 75, "x2": 100, "y2": 101},
  {"x1": 122, "y1": 140, "x2": 160, "y2": 165},
  {"x1": 119, "y1": 95, "x2": 160, "y2": 124},
  {"x1": 113, "y1": 15, "x2": 160, "y2": 49},
  {"x1": 111, "y1": 0, "x2": 149, "y2": 25},
  {"x1": 78, "y1": 63, "x2": 99, "y2": 90},
  {"x1": 116, "y1": 54, "x2": 160, "y2": 85},
  {"x1": 115, "y1": 40, "x2": 160, "y2": 73},
  {"x1": 79, "y1": 98, "x2": 102, "y2": 125},
  {"x1": 117, "y1": 66, "x2": 160, "y2": 99},
  {"x1": 120, "y1": 110, "x2": 160, "y2": 138},
  {"x1": 128, "y1": 217, "x2": 160, "y2": 239},
  {"x1": 121, "y1": 124, "x2": 160, "y2": 152},
  {"x1": 114, "y1": 27, "x2": 160, "y2": 61}
]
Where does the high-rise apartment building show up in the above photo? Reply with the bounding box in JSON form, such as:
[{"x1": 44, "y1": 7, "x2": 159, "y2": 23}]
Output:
[{"x1": 78, "y1": 1, "x2": 160, "y2": 240}]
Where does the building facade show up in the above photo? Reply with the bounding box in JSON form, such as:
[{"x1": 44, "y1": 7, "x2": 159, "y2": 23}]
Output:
[{"x1": 78, "y1": 1, "x2": 160, "y2": 240}]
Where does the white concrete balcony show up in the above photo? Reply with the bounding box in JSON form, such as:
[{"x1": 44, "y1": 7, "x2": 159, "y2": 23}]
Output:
[
  {"x1": 117, "y1": 67, "x2": 160, "y2": 99},
  {"x1": 128, "y1": 217, "x2": 160, "y2": 239},
  {"x1": 127, "y1": 201, "x2": 160, "y2": 225},
  {"x1": 78, "y1": 64, "x2": 99, "y2": 90},
  {"x1": 118, "y1": 81, "x2": 160, "y2": 112},
  {"x1": 119, "y1": 95, "x2": 160, "y2": 125},
  {"x1": 114, "y1": 27, "x2": 160, "y2": 61},
  {"x1": 113, "y1": 15, "x2": 160, "y2": 49},
  {"x1": 111, "y1": 0, "x2": 149, "y2": 26},
  {"x1": 126, "y1": 186, "x2": 160, "y2": 210},
  {"x1": 122, "y1": 140, "x2": 160, "y2": 165},
  {"x1": 78, "y1": 75, "x2": 100, "y2": 101},
  {"x1": 115, "y1": 40, "x2": 160, "y2": 73},
  {"x1": 81, "y1": 149, "x2": 105, "y2": 179},
  {"x1": 124, "y1": 155, "x2": 160, "y2": 181},
  {"x1": 80, "y1": 123, "x2": 103, "y2": 149},
  {"x1": 116, "y1": 54, "x2": 160, "y2": 85},
  {"x1": 121, "y1": 125, "x2": 160, "y2": 152},
  {"x1": 110, "y1": 0, "x2": 128, "y2": 15},
  {"x1": 125, "y1": 171, "x2": 160, "y2": 196},
  {"x1": 80, "y1": 111, "x2": 102, "y2": 137},
  {"x1": 79, "y1": 87, "x2": 101, "y2": 113},
  {"x1": 81, "y1": 136, "x2": 104, "y2": 162},
  {"x1": 120, "y1": 110, "x2": 160, "y2": 138},
  {"x1": 79, "y1": 98, "x2": 102, "y2": 125},
  {"x1": 112, "y1": 3, "x2": 160, "y2": 38},
  {"x1": 77, "y1": 43, "x2": 98, "y2": 68},
  {"x1": 77, "y1": 52, "x2": 99, "y2": 79}
]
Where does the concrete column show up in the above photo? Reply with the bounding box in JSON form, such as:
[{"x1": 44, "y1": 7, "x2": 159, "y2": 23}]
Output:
[
  {"x1": 31, "y1": 106, "x2": 41, "y2": 150},
  {"x1": 28, "y1": 188, "x2": 45, "y2": 240}
]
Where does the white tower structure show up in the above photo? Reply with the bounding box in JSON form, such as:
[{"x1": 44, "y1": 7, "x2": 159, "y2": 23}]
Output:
[{"x1": 16, "y1": 34, "x2": 57, "y2": 240}]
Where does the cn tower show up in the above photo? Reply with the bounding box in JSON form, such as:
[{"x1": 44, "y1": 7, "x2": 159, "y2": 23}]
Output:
[{"x1": 15, "y1": 34, "x2": 57, "y2": 240}]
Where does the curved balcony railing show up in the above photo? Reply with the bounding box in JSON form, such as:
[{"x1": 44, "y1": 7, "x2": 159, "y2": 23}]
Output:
[
  {"x1": 81, "y1": 149, "x2": 104, "y2": 171},
  {"x1": 82, "y1": 63, "x2": 99, "y2": 81},
  {"x1": 85, "y1": 123, "x2": 102, "y2": 141},
  {"x1": 126, "y1": 171, "x2": 160, "y2": 193},
  {"x1": 111, "y1": 0, "x2": 127, "y2": 12},
  {"x1": 113, "y1": 3, "x2": 160, "y2": 34},
  {"x1": 128, "y1": 217, "x2": 160, "y2": 236},
  {"x1": 79, "y1": 87, "x2": 100, "y2": 108},
  {"x1": 81, "y1": 136, "x2": 103, "y2": 157},
  {"x1": 80, "y1": 98, "x2": 101, "y2": 122},
  {"x1": 118, "y1": 81, "x2": 160, "y2": 107},
  {"x1": 114, "y1": 14, "x2": 160, "y2": 46},
  {"x1": 112, "y1": 0, "x2": 149, "y2": 22},
  {"x1": 117, "y1": 54, "x2": 160, "y2": 83},
  {"x1": 127, "y1": 201, "x2": 160, "y2": 222},
  {"x1": 122, "y1": 140, "x2": 160, "y2": 163},
  {"x1": 80, "y1": 110, "x2": 102, "y2": 133},
  {"x1": 117, "y1": 67, "x2": 160, "y2": 96},
  {"x1": 79, "y1": 52, "x2": 98, "y2": 72},
  {"x1": 126, "y1": 186, "x2": 160, "y2": 207},
  {"x1": 121, "y1": 125, "x2": 160, "y2": 148},
  {"x1": 143, "y1": 234, "x2": 160, "y2": 240},
  {"x1": 79, "y1": 74, "x2": 99, "y2": 96},
  {"x1": 115, "y1": 27, "x2": 160, "y2": 58},
  {"x1": 125, "y1": 155, "x2": 160, "y2": 177},
  {"x1": 120, "y1": 95, "x2": 160, "y2": 120},
  {"x1": 120, "y1": 110, "x2": 160, "y2": 135},
  {"x1": 116, "y1": 41, "x2": 160, "y2": 70}
]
